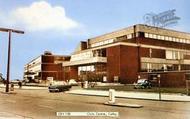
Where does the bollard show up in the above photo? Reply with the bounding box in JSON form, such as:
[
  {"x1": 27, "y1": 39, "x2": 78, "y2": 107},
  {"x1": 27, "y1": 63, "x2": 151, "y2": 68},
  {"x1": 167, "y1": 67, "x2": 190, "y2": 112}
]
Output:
[
  {"x1": 108, "y1": 89, "x2": 115, "y2": 104},
  {"x1": 84, "y1": 81, "x2": 88, "y2": 89}
]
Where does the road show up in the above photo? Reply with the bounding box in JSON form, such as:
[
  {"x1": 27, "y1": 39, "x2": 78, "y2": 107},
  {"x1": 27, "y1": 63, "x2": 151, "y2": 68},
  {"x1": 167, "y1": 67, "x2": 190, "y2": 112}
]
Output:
[{"x1": 0, "y1": 87, "x2": 190, "y2": 119}]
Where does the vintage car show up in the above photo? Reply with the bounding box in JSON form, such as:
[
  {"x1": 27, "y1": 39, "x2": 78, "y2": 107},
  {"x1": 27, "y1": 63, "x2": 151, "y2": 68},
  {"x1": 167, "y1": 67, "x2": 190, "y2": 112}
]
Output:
[
  {"x1": 48, "y1": 84, "x2": 72, "y2": 92},
  {"x1": 134, "y1": 79, "x2": 152, "y2": 89}
]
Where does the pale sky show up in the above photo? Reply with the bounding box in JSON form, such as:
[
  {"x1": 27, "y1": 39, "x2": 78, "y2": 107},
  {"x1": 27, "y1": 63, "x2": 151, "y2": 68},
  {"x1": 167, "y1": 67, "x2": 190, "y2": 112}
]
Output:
[{"x1": 0, "y1": 0, "x2": 189, "y2": 80}]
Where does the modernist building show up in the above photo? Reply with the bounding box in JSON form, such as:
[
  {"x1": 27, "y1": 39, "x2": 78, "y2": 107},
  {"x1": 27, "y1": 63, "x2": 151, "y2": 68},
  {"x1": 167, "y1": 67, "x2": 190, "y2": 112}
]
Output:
[
  {"x1": 24, "y1": 51, "x2": 70, "y2": 83},
  {"x1": 62, "y1": 24, "x2": 190, "y2": 87},
  {"x1": 24, "y1": 24, "x2": 190, "y2": 87}
]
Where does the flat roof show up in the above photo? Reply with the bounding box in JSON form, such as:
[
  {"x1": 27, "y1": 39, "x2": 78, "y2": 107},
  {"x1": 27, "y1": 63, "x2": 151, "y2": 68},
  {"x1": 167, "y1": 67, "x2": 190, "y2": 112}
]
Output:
[{"x1": 88, "y1": 24, "x2": 190, "y2": 44}]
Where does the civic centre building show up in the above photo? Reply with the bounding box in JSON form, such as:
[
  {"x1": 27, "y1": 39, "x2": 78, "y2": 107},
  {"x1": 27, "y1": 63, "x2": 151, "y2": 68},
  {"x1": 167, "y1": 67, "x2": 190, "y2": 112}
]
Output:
[
  {"x1": 24, "y1": 51, "x2": 70, "y2": 84},
  {"x1": 24, "y1": 24, "x2": 190, "y2": 87}
]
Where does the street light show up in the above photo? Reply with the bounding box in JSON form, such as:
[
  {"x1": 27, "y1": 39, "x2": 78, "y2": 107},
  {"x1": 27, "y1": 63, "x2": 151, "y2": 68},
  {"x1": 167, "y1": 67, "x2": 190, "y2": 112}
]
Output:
[
  {"x1": 0, "y1": 28, "x2": 24, "y2": 92},
  {"x1": 157, "y1": 74, "x2": 161, "y2": 101}
]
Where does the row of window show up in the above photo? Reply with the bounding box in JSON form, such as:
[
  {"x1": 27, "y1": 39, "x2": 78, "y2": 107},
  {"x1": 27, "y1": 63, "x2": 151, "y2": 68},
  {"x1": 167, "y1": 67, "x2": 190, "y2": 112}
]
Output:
[
  {"x1": 166, "y1": 50, "x2": 183, "y2": 60},
  {"x1": 91, "y1": 39, "x2": 114, "y2": 48},
  {"x1": 90, "y1": 34, "x2": 133, "y2": 48},
  {"x1": 78, "y1": 65, "x2": 95, "y2": 75},
  {"x1": 71, "y1": 51, "x2": 93, "y2": 61},
  {"x1": 145, "y1": 33, "x2": 190, "y2": 44},
  {"x1": 141, "y1": 62, "x2": 190, "y2": 72},
  {"x1": 165, "y1": 50, "x2": 190, "y2": 60}
]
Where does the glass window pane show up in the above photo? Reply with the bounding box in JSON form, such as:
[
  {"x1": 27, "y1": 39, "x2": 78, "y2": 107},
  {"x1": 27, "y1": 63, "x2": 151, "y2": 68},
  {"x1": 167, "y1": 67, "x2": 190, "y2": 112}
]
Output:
[
  {"x1": 145, "y1": 33, "x2": 149, "y2": 38},
  {"x1": 166, "y1": 50, "x2": 173, "y2": 59}
]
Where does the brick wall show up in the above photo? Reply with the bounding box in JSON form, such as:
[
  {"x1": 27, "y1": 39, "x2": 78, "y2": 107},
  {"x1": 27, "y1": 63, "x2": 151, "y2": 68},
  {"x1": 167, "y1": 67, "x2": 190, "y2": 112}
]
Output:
[
  {"x1": 106, "y1": 45, "x2": 139, "y2": 83},
  {"x1": 106, "y1": 45, "x2": 120, "y2": 82}
]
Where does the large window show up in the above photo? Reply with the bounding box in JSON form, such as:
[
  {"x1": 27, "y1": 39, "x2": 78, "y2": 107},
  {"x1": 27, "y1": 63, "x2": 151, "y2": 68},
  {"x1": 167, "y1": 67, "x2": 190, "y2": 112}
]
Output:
[
  {"x1": 181, "y1": 64, "x2": 190, "y2": 70},
  {"x1": 141, "y1": 63, "x2": 164, "y2": 72},
  {"x1": 144, "y1": 32, "x2": 190, "y2": 44},
  {"x1": 71, "y1": 51, "x2": 93, "y2": 61},
  {"x1": 91, "y1": 39, "x2": 114, "y2": 48},
  {"x1": 78, "y1": 65, "x2": 95, "y2": 75},
  {"x1": 141, "y1": 62, "x2": 180, "y2": 72},
  {"x1": 166, "y1": 50, "x2": 183, "y2": 60}
]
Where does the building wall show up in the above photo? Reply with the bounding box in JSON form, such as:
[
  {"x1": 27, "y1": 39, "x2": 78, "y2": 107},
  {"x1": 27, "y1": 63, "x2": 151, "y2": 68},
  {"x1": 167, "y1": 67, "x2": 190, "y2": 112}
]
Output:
[
  {"x1": 119, "y1": 45, "x2": 139, "y2": 84},
  {"x1": 160, "y1": 72, "x2": 186, "y2": 87},
  {"x1": 106, "y1": 45, "x2": 120, "y2": 82},
  {"x1": 105, "y1": 43, "x2": 189, "y2": 87},
  {"x1": 106, "y1": 45, "x2": 139, "y2": 83},
  {"x1": 69, "y1": 66, "x2": 78, "y2": 80},
  {"x1": 139, "y1": 72, "x2": 186, "y2": 87},
  {"x1": 41, "y1": 63, "x2": 63, "y2": 81},
  {"x1": 24, "y1": 53, "x2": 69, "y2": 83},
  {"x1": 42, "y1": 55, "x2": 54, "y2": 63},
  {"x1": 61, "y1": 24, "x2": 190, "y2": 87}
]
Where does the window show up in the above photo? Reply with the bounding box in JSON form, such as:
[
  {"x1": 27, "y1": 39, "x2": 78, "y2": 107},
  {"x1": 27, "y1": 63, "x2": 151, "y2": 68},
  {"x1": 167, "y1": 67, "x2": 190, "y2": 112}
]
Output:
[
  {"x1": 145, "y1": 33, "x2": 149, "y2": 38},
  {"x1": 181, "y1": 64, "x2": 190, "y2": 70},
  {"x1": 153, "y1": 34, "x2": 157, "y2": 39},
  {"x1": 166, "y1": 50, "x2": 184, "y2": 60},
  {"x1": 168, "y1": 37, "x2": 172, "y2": 41},
  {"x1": 165, "y1": 36, "x2": 169, "y2": 41},
  {"x1": 157, "y1": 35, "x2": 161, "y2": 39},
  {"x1": 141, "y1": 63, "x2": 147, "y2": 70},
  {"x1": 180, "y1": 39, "x2": 183, "y2": 43},
  {"x1": 104, "y1": 40, "x2": 109, "y2": 44},
  {"x1": 166, "y1": 50, "x2": 173, "y2": 59},
  {"x1": 149, "y1": 34, "x2": 153, "y2": 38},
  {"x1": 176, "y1": 38, "x2": 180, "y2": 42},
  {"x1": 147, "y1": 63, "x2": 151, "y2": 71},
  {"x1": 108, "y1": 39, "x2": 114, "y2": 43},
  {"x1": 172, "y1": 37, "x2": 176, "y2": 42},
  {"x1": 173, "y1": 51, "x2": 178, "y2": 59},
  {"x1": 187, "y1": 40, "x2": 190, "y2": 44},
  {"x1": 141, "y1": 63, "x2": 164, "y2": 72},
  {"x1": 151, "y1": 63, "x2": 163, "y2": 71},
  {"x1": 127, "y1": 34, "x2": 132, "y2": 39},
  {"x1": 182, "y1": 39, "x2": 186, "y2": 43},
  {"x1": 160, "y1": 36, "x2": 165, "y2": 40}
]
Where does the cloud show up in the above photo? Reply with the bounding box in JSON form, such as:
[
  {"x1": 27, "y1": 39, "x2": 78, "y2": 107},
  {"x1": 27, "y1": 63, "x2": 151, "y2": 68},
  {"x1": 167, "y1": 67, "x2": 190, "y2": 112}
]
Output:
[{"x1": 2, "y1": 1, "x2": 79, "y2": 31}]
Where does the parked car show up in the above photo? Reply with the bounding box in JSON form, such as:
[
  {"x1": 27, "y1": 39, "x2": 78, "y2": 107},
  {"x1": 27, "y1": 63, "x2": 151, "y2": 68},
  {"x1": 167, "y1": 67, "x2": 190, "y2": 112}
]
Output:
[
  {"x1": 68, "y1": 79, "x2": 78, "y2": 86},
  {"x1": 48, "y1": 85, "x2": 72, "y2": 92},
  {"x1": 134, "y1": 79, "x2": 152, "y2": 89}
]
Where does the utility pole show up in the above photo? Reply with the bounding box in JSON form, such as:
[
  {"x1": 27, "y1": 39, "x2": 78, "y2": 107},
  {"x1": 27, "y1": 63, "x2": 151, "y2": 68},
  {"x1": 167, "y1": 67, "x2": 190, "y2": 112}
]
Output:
[
  {"x1": 0, "y1": 28, "x2": 24, "y2": 92},
  {"x1": 157, "y1": 74, "x2": 161, "y2": 101}
]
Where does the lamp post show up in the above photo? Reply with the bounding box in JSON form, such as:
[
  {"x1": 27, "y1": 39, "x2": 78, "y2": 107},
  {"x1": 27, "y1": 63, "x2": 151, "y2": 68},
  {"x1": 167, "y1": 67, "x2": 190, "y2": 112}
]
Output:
[
  {"x1": 0, "y1": 28, "x2": 24, "y2": 92},
  {"x1": 157, "y1": 74, "x2": 161, "y2": 100}
]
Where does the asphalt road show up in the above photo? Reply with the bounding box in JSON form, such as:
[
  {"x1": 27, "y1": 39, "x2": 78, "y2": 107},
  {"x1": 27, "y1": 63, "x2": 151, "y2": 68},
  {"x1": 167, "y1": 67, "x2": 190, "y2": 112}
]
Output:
[{"x1": 0, "y1": 87, "x2": 190, "y2": 119}]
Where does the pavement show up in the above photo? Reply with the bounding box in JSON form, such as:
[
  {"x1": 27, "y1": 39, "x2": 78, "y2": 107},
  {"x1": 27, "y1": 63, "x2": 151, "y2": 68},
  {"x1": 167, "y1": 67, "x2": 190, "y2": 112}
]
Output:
[
  {"x1": 1, "y1": 83, "x2": 190, "y2": 102},
  {"x1": 0, "y1": 84, "x2": 47, "y2": 90},
  {"x1": 67, "y1": 89, "x2": 190, "y2": 102}
]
